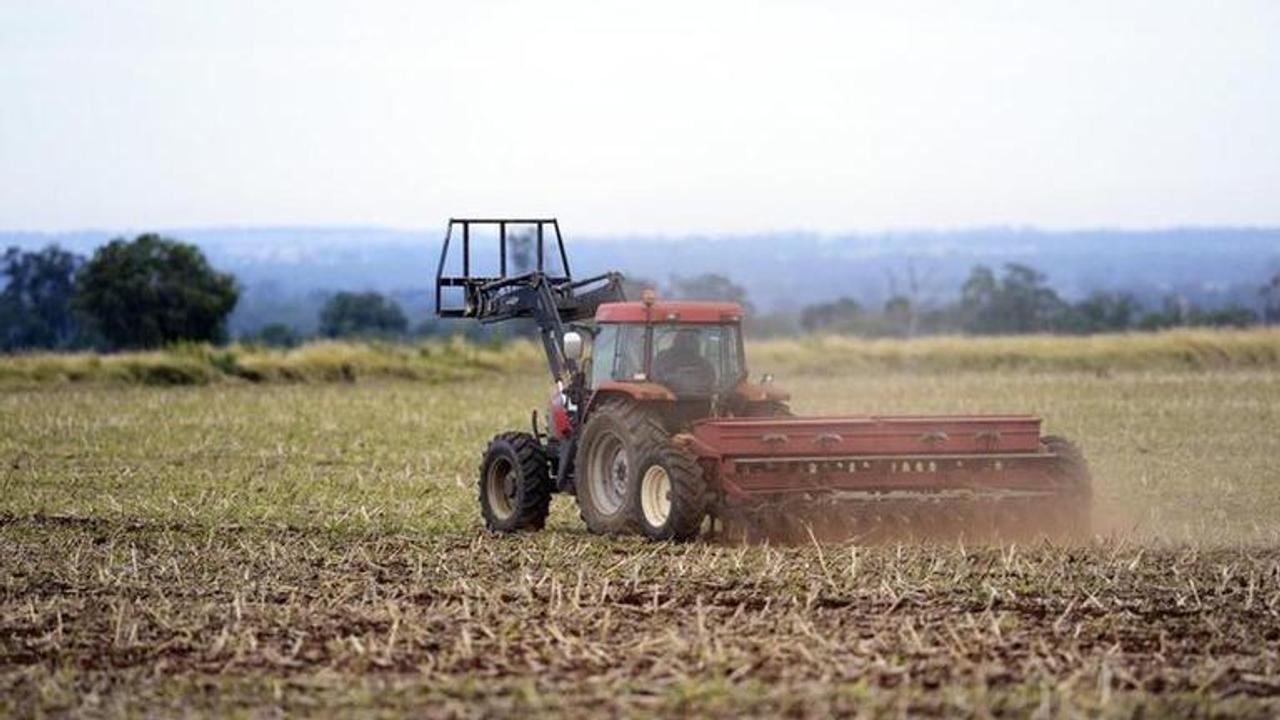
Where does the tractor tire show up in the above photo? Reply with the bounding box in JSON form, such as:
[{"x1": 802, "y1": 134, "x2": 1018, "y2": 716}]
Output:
[
  {"x1": 479, "y1": 432, "x2": 552, "y2": 533},
  {"x1": 633, "y1": 439, "x2": 707, "y2": 541},
  {"x1": 574, "y1": 401, "x2": 666, "y2": 535},
  {"x1": 1042, "y1": 435, "x2": 1093, "y2": 538}
]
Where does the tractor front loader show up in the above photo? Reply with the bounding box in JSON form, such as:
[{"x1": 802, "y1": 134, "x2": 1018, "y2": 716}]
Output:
[{"x1": 436, "y1": 218, "x2": 1091, "y2": 542}]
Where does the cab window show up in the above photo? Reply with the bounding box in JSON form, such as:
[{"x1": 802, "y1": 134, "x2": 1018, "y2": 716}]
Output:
[
  {"x1": 614, "y1": 325, "x2": 647, "y2": 381},
  {"x1": 589, "y1": 324, "x2": 648, "y2": 388},
  {"x1": 588, "y1": 325, "x2": 617, "y2": 389},
  {"x1": 651, "y1": 324, "x2": 742, "y2": 393}
]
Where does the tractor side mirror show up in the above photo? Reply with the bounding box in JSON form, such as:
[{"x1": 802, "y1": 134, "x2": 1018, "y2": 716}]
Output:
[{"x1": 562, "y1": 331, "x2": 584, "y2": 361}]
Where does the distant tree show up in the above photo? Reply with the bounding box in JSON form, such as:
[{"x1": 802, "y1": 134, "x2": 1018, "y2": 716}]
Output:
[
  {"x1": 1069, "y1": 292, "x2": 1142, "y2": 334},
  {"x1": 744, "y1": 310, "x2": 800, "y2": 338},
  {"x1": 1263, "y1": 273, "x2": 1280, "y2": 326},
  {"x1": 883, "y1": 258, "x2": 939, "y2": 337},
  {"x1": 1, "y1": 245, "x2": 83, "y2": 351},
  {"x1": 915, "y1": 305, "x2": 965, "y2": 335},
  {"x1": 883, "y1": 295, "x2": 914, "y2": 337},
  {"x1": 620, "y1": 275, "x2": 658, "y2": 301},
  {"x1": 508, "y1": 232, "x2": 535, "y2": 275},
  {"x1": 669, "y1": 273, "x2": 754, "y2": 313},
  {"x1": 799, "y1": 295, "x2": 931, "y2": 338},
  {"x1": 960, "y1": 264, "x2": 1069, "y2": 334},
  {"x1": 414, "y1": 318, "x2": 444, "y2": 338},
  {"x1": 959, "y1": 265, "x2": 1000, "y2": 332},
  {"x1": 318, "y1": 291, "x2": 408, "y2": 338},
  {"x1": 1137, "y1": 295, "x2": 1186, "y2": 331},
  {"x1": 1198, "y1": 305, "x2": 1258, "y2": 328},
  {"x1": 998, "y1": 263, "x2": 1070, "y2": 333},
  {"x1": 74, "y1": 234, "x2": 239, "y2": 349},
  {"x1": 1138, "y1": 295, "x2": 1259, "y2": 330},
  {"x1": 800, "y1": 297, "x2": 863, "y2": 333},
  {"x1": 251, "y1": 323, "x2": 301, "y2": 348}
]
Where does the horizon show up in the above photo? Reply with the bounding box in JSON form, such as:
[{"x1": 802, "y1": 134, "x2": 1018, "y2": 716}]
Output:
[
  {"x1": 6, "y1": 226, "x2": 1276, "y2": 325},
  {"x1": 6, "y1": 222, "x2": 1280, "y2": 239}
]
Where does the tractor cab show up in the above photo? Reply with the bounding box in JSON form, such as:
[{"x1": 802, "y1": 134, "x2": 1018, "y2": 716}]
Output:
[
  {"x1": 562, "y1": 293, "x2": 787, "y2": 428},
  {"x1": 586, "y1": 297, "x2": 745, "y2": 397}
]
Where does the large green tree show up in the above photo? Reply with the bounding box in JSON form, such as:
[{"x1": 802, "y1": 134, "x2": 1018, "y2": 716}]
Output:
[
  {"x1": 1, "y1": 245, "x2": 84, "y2": 351},
  {"x1": 960, "y1": 263, "x2": 1070, "y2": 334},
  {"x1": 74, "y1": 234, "x2": 239, "y2": 349},
  {"x1": 318, "y1": 291, "x2": 408, "y2": 338}
]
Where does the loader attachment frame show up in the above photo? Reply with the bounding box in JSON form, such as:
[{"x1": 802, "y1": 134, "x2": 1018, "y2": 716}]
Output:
[
  {"x1": 435, "y1": 218, "x2": 626, "y2": 380},
  {"x1": 435, "y1": 218, "x2": 572, "y2": 318}
]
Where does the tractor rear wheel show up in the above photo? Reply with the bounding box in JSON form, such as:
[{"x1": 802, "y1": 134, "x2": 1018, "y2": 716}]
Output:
[
  {"x1": 634, "y1": 440, "x2": 707, "y2": 541},
  {"x1": 1042, "y1": 435, "x2": 1093, "y2": 538},
  {"x1": 479, "y1": 432, "x2": 552, "y2": 532},
  {"x1": 575, "y1": 401, "x2": 665, "y2": 535}
]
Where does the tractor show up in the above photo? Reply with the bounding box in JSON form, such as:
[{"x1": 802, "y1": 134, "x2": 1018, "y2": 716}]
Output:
[{"x1": 436, "y1": 218, "x2": 1091, "y2": 541}]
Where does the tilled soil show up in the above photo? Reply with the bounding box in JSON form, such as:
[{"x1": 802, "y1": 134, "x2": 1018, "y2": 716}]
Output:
[
  {"x1": 3, "y1": 514, "x2": 1278, "y2": 717},
  {"x1": 4, "y1": 372, "x2": 1279, "y2": 716}
]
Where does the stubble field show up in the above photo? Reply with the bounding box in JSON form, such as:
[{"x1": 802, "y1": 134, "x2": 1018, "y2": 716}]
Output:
[{"x1": 3, "y1": 354, "x2": 1280, "y2": 717}]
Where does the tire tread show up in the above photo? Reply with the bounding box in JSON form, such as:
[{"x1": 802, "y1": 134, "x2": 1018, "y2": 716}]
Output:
[{"x1": 479, "y1": 432, "x2": 552, "y2": 532}]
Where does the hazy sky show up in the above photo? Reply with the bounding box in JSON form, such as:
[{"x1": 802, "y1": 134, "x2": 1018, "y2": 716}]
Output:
[{"x1": 1, "y1": 1, "x2": 1277, "y2": 234}]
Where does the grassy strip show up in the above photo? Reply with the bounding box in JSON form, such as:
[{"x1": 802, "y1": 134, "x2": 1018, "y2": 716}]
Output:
[
  {"x1": 751, "y1": 327, "x2": 1280, "y2": 374},
  {"x1": 1, "y1": 327, "x2": 1278, "y2": 388},
  {"x1": 0, "y1": 339, "x2": 545, "y2": 388}
]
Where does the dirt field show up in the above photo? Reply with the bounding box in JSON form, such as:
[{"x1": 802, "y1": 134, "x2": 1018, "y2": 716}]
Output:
[{"x1": 3, "y1": 366, "x2": 1280, "y2": 716}]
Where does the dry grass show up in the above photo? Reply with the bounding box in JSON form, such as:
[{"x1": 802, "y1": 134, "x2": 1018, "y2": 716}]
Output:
[
  {"x1": 0, "y1": 338, "x2": 545, "y2": 388},
  {"x1": 752, "y1": 327, "x2": 1280, "y2": 375},
  {"x1": 1, "y1": 327, "x2": 1278, "y2": 389},
  {"x1": 3, "y1": 350, "x2": 1280, "y2": 716}
]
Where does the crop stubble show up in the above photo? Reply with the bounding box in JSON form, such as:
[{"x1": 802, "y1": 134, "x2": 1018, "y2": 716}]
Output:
[{"x1": 2, "y1": 367, "x2": 1279, "y2": 716}]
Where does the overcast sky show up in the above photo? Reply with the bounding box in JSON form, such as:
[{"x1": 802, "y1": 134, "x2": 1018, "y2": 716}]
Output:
[{"x1": 1, "y1": 1, "x2": 1277, "y2": 234}]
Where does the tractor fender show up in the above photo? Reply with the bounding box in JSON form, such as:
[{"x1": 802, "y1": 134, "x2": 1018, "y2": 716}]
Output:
[
  {"x1": 558, "y1": 383, "x2": 676, "y2": 494},
  {"x1": 585, "y1": 382, "x2": 677, "y2": 414}
]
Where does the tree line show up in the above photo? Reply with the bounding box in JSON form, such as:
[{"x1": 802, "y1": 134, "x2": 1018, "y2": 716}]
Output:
[
  {"x1": 795, "y1": 263, "x2": 1277, "y2": 337},
  {"x1": 1, "y1": 236, "x2": 415, "y2": 352},
  {"x1": 4, "y1": 237, "x2": 1280, "y2": 353},
  {"x1": 1, "y1": 236, "x2": 238, "y2": 352}
]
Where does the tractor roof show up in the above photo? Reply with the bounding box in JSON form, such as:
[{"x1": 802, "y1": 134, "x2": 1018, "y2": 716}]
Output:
[{"x1": 595, "y1": 301, "x2": 744, "y2": 324}]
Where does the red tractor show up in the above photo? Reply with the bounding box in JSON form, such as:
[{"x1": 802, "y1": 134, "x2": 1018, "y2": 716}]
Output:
[{"x1": 436, "y1": 219, "x2": 1091, "y2": 541}]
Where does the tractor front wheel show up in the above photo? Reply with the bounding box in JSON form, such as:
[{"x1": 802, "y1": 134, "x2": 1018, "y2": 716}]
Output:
[{"x1": 479, "y1": 432, "x2": 552, "y2": 532}]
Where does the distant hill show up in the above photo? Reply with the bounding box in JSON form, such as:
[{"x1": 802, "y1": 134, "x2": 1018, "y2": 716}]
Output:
[{"x1": 4, "y1": 226, "x2": 1278, "y2": 334}]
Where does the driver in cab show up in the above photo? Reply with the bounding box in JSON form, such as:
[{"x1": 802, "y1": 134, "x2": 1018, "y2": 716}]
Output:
[{"x1": 652, "y1": 329, "x2": 716, "y2": 394}]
